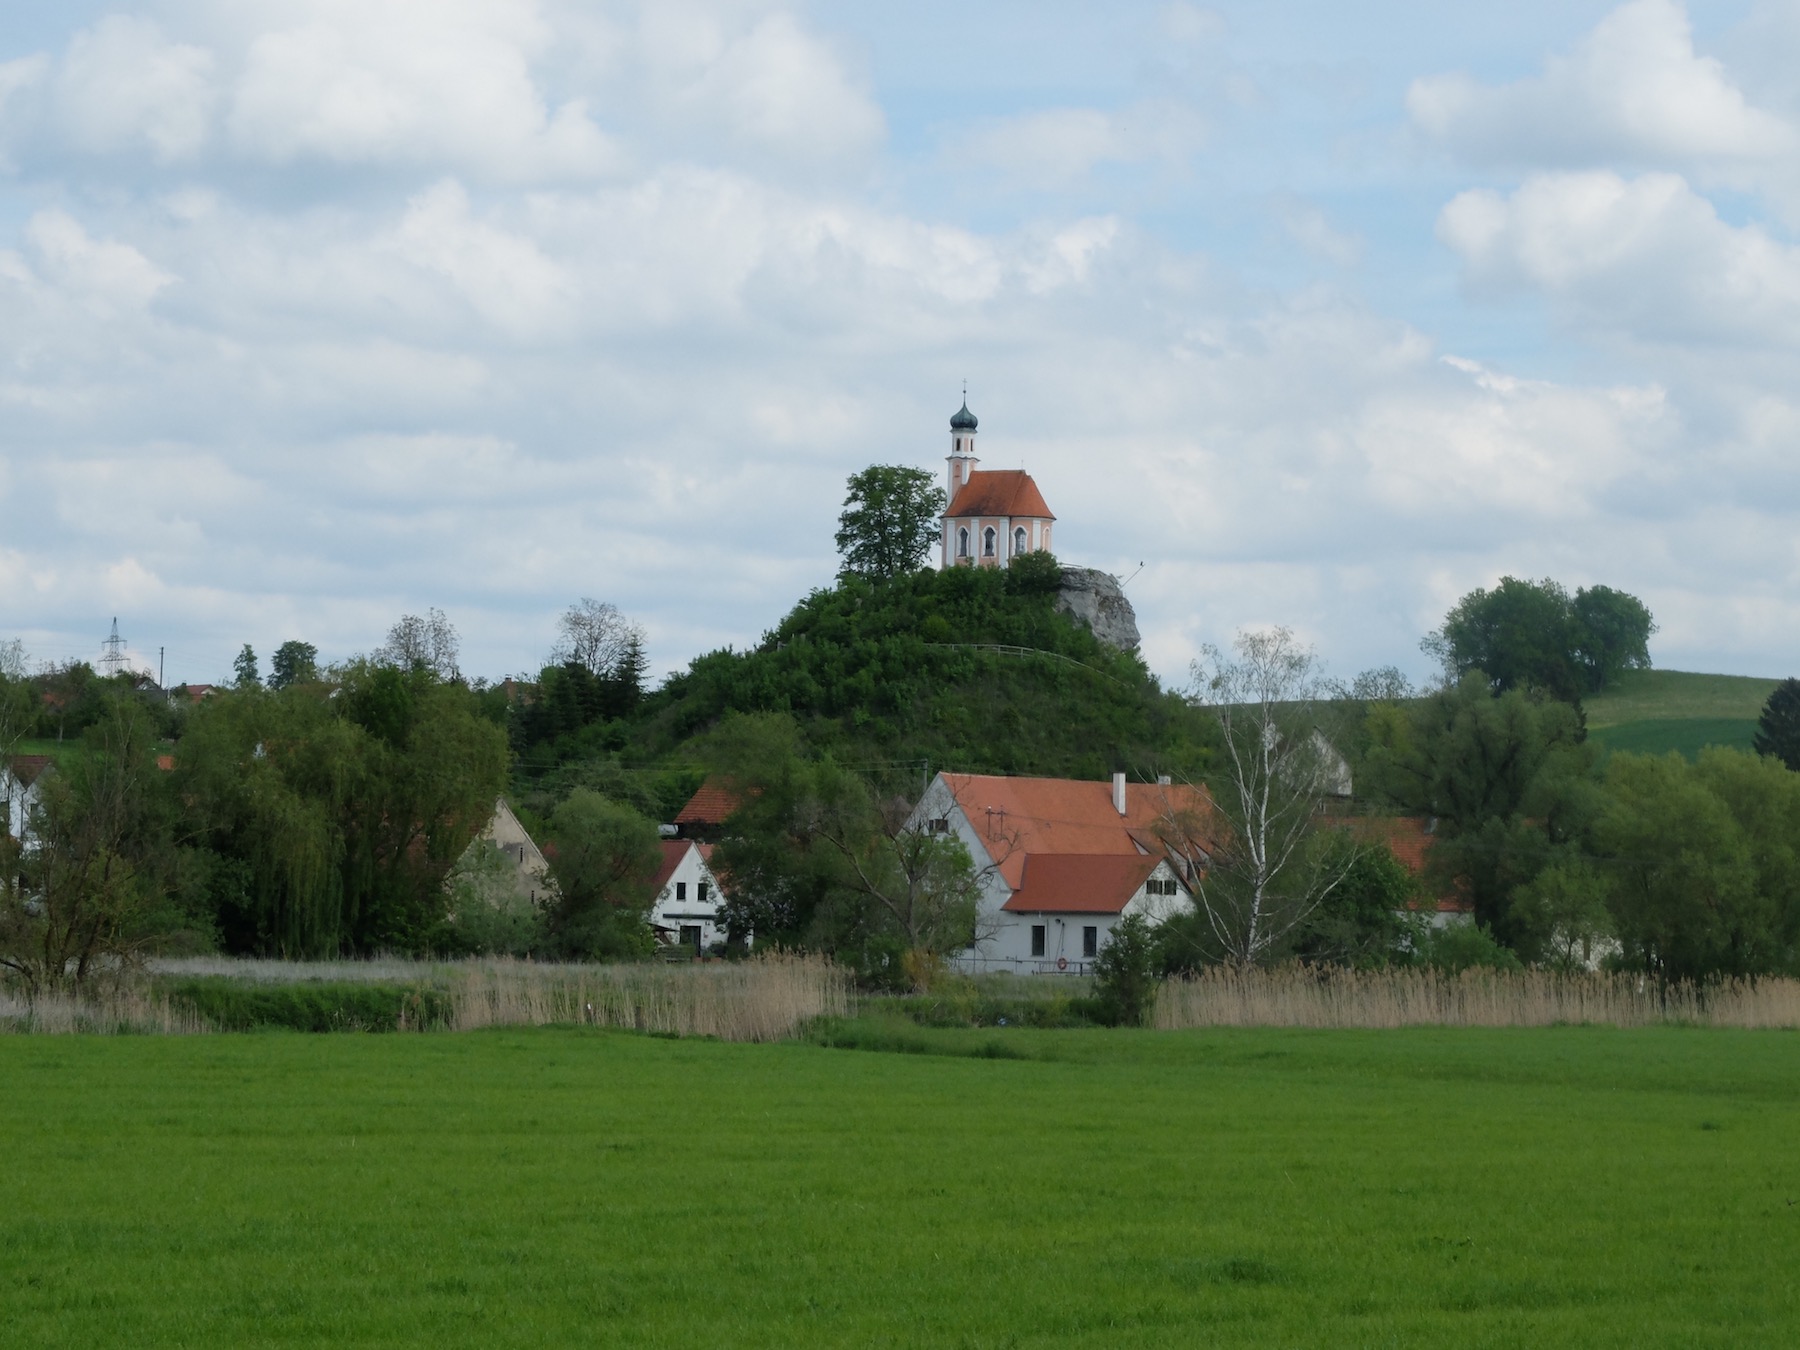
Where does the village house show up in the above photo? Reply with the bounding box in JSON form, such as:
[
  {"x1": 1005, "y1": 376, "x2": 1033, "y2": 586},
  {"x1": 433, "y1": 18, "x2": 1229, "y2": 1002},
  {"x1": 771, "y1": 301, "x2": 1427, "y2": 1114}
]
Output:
[
  {"x1": 648, "y1": 839, "x2": 736, "y2": 954},
  {"x1": 2, "y1": 754, "x2": 54, "y2": 850},
  {"x1": 939, "y1": 400, "x2": 1056, "y2": 569},
  {"x1": 909, "y1": 770, "x2": 1210, "y2": 974}
]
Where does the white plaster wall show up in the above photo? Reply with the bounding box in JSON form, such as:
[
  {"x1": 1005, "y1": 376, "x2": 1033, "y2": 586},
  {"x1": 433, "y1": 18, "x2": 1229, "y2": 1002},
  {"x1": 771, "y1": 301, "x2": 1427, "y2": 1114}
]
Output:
[{"x1": 651, "y1": 847, "x2": 738, "y2": 950}]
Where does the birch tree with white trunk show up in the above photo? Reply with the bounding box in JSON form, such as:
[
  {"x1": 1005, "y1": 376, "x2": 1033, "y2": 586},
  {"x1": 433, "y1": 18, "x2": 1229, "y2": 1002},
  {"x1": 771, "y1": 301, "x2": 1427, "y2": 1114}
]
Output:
[{"x1": 1184, "y1": 626, "x2": 1359, "y2": 966}]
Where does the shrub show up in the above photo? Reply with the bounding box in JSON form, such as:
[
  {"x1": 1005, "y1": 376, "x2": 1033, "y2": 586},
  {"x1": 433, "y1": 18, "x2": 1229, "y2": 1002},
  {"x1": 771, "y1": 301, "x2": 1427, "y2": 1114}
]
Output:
[
  {"x1": 1418, "y1": 923, "x2": 1523, "y2": 974},
  {"x1": 1092, "y1": 914, "x2": 1161, "y2": 1026},
  {"x1": 159, "y1": 977, "x2": 452, "y2": 1032}
]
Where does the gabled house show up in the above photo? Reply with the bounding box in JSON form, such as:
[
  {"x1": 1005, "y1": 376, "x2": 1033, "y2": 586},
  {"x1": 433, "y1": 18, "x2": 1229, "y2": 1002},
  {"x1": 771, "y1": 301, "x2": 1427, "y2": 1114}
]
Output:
[
  {"x1": 909, "y1": 771, "x2": 1213, "y2": 974},
  {"x1": 648, "y1": 839, "x2": 737, "y2": 954},
  {"x1": 2, "y1": 755, "x2": 55, "y2": 848},
  {"x1": 1326, "y1": 814, "x2": 1473, "y2": 929},
  {"x1": 451, "y1": 797, "x2": 554, "y2": 912}
]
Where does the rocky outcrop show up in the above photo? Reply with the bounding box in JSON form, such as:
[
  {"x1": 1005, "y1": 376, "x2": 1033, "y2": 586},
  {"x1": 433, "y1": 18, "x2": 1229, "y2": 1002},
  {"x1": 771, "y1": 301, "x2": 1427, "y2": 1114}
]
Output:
[{"x1": 1054, "y1": 567, "x2": 1140, "y2": 652}]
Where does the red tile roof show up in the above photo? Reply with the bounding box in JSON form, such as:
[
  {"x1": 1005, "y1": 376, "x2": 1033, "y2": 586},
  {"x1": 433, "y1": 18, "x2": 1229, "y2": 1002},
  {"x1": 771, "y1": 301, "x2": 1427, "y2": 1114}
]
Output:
[
  {"x1": 7, "y1": 755, "x2": 54, "y2": 787},
  {"x1": 940, "y1": 773, "x2": 1216, "y2": 889},
  {"x1": 649, "y1": 840, "x2": 723, "y2": 897},
  {"x1": 675, "y1": 776, "x2": 745, "y2": 827},
  {"x1": 650, "y1": 840, "x2": 694, "y2": 894},
  {"x1": 1002, "y1": 853, "x2": 1166, "y2": 914},
  {"x1": 1326, "y1": 815, "x2": 1471, "y2": 914},
  {"x1": 155, "y1": 754, "x2": 175, "y2": 772},
  {"x1": 945, "y1": 469, "x2": 1055, "y2": 521}
]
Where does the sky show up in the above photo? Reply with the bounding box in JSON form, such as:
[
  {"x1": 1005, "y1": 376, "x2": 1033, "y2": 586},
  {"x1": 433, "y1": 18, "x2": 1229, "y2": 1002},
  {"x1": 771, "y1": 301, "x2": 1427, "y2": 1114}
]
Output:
[{"x1": 3, "y1": 0, "x2": 1799, "y2": 690}]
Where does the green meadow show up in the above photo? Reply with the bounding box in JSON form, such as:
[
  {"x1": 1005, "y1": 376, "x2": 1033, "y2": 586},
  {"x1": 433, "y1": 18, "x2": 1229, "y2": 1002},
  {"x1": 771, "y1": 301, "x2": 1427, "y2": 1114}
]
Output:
[
  {"x1": 1584, "y1": 668, "x2": 1780, "y2": 760},
  {"x1": 3, "y1": 1025, "x2": 1798, "y2": 1346}
]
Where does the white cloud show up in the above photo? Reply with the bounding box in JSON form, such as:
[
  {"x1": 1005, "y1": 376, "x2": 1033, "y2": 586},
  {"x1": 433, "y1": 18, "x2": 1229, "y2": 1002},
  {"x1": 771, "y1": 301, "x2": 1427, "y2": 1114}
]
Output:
[
  {"x1": 952, "y1": 99, "x2": 1207, "y2": 189},
  {"x1": 1272, "y1": 195, "x2": 1363, "y2": 267},
  {"x1": 388, "y1": 180, "x2": 571, "y2": 339},
  {"x1": 225, "y1": 0, "x2": 618, "y2": 180},
  {"x1": 1409, "y1": 0, "x2": 1796, "y2": 175},
  {"x1": 1439, "y1": 170, "x2": 1800, "y2": 347},
  {"x1": 26, "y1": 210, "x2": 174, "y2": 312},
  {"x1": 54, "y1": 15, "x2": 216, "y2": 162}
]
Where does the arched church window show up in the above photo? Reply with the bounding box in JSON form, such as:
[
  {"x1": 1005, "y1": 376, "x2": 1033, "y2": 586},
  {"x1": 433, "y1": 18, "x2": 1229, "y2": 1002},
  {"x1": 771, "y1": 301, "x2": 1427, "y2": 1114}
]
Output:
[
  {"x1": 1013, "y1": 527, "x2": 1027, "y2": 555},
  {"x1": 957, "y1": 528, "x2": 970, "y2": 558},
  {"x1": 983, "y1": 527, "x2": 996, "y2": 557}
]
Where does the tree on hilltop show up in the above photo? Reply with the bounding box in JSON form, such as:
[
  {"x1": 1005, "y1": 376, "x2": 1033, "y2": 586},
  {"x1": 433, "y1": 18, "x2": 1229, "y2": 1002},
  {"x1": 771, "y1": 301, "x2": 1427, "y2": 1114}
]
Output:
[
  {"x1": 1425, "y1": 576, "x2": 1654, "y2": 699},
  {"x1": 835, "y1": 466, "x2": 945, "y2": 582}
]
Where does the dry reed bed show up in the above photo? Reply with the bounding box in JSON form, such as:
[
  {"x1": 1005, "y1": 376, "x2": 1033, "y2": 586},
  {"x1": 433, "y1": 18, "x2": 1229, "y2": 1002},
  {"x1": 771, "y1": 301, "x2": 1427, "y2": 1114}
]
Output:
[
  {"x1": 0, "y1": 955, "x2": 848, "y2": 1041},
  {"x1": 0, "y1": 986, "x2": 211, "y2": 1035},
  {"x1": 1153, "y1": 965, "x2": 1800, "y2": 1030},
  {"x1": 438, "y1": 955, "x2": 849, "y2": 1041}
]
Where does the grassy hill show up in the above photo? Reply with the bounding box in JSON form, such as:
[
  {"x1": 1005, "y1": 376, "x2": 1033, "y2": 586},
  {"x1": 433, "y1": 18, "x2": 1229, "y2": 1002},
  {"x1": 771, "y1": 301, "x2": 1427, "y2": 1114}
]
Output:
[{"x1": 1585, "y1": 669, "x2": 1781, "y2": 759}]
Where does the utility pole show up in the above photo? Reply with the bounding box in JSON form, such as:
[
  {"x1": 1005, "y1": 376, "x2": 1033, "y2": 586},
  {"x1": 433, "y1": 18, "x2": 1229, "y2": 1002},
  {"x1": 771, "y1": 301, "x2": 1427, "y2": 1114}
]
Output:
[{"x1": 159, "y1": 646, "x2": 165, "y2": 688}]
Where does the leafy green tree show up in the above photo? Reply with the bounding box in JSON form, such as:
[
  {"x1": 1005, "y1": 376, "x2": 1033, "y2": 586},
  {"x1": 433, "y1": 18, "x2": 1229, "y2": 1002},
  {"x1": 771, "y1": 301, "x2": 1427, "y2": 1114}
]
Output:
[
  {"x1": 1589, "y1": 750, "x2": 1783, "y2": 981},
  {"x1": 1362, "y1": 675, "x2": 1599, "y2": 956},
  {"x1": 1753, "y1": 678, "x2": 1800, "y2": 772},
  {"x1": 1289, "y1": 840, "x2": 1426, "y2": 967},
  {"x1": 1426, "y1": 577, "x2": 1654, "y2": 698},
  {"x1": 269, "y1": 640, "x2": 319, "y2": 690},
  {"x1": 1092, "y1": 913, "x2": 1160, "y2": 1026},
  {"x1": 233, "y1": 645, "x2": 260, "y2": 689},
  {"x1": 0, "y1": 697, "x2": 177, "y2": 992},
  {"x1": 1426, "y1": 577, "x2": 1581, "y2": 700},
  {"x1": 1571, "y1": 586, "x2": 1656, "y2": 692},
  {"x1": 178, "y1": 668, "x2": 507, "y2": 955},
  {"x1": 542, "y1": 789, "x2": 661, "y2": 959},
  {"x1": 835, "y1": 465, "x2": 945, "y2": 582},
  {"x1": 1509, "y1": 860, "x2": 1613, "y2": 971}
]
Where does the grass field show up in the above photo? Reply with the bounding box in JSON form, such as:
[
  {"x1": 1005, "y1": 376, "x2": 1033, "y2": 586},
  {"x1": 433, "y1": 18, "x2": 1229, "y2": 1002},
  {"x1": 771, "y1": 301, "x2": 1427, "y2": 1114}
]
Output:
[
  {"x1": 1582, "y1": 669, "x2": 1780, "y2": 760},
  {"x1": 3, "y1": 1025, "x2": 1798, "y2": 1346}
]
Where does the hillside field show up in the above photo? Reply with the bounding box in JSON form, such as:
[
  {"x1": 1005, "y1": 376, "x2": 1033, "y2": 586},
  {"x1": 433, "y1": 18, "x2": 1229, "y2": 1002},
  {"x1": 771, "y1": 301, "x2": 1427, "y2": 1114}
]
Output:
[
  {"x1": 2, "y1": 1025, "x2": 1797, "y2": 1346},
  {"x1": 1584, "y1": 668, "x2": 1780, "y2": 759}
]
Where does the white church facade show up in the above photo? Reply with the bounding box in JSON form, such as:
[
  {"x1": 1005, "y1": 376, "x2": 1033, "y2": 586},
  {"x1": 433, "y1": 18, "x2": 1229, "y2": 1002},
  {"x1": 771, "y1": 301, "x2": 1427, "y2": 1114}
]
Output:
[{"x1": 940, "y1": 399, "x2": 1056, "y2": 568}]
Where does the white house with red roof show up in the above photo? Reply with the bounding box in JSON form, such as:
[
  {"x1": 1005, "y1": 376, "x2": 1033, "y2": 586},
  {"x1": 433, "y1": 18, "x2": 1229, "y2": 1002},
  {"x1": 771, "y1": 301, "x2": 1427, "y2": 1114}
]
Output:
[
  {"x1": 649, "y1": 839, "x2": 738, "y2": 954},
  {"x1": 940, "y1": 399, "x2": 1056, "y2": 568},
  {"x1": 3, "y1": 754, "x2": 55, "y2": 849},
  {"x1": 910, "y1": 770, "x2": 1207, "y2": 974}
]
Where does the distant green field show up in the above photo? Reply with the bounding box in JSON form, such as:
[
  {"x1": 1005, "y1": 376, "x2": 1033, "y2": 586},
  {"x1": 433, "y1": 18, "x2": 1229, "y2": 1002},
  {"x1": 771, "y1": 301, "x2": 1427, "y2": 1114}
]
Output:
[
  {"x1": 1588, "y1": 717, "x2": 1759, "y2": 758},
  {"x1": 1582, "y1": 669, "x2": 1781, "y2": 761},
  {"x1": 1584, "y1": 669, "x2": 1779, "y2": 728},
  {"x1": 2, "y1": 1026, "x2": 1797, "y2": 1346}
]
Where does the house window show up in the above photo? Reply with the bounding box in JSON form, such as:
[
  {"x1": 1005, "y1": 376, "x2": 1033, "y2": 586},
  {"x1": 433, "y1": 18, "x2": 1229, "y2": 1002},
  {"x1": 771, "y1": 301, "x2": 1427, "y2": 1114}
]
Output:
[
  {"x1": 1083, "y1": 926, "x2": 1098, "y2": 958},
  {"x1": 928, "y1": 817, "x2": 950, "y2": 835},
  {"x1": 679, "y1": 924, "x2": 702, "y2": 953},
  {"x1": 1030, "y1": 924, "x2": 1046, "y2": 957},
  {"x1": 676, "y1": 882, "x2": 687, "y2": 900},
  {"x1": 983, "y1": 527, "x2": 996, "y2": 557},
  {"x1": 957, "y1": 527, "x2": 970, "y2": 558},
  {"x1": 1014, "y1": 527, "x2": 1026, "y2": 554},
  {"x1": 697, "y1": 882, "x2": 709, "y2": 903}
]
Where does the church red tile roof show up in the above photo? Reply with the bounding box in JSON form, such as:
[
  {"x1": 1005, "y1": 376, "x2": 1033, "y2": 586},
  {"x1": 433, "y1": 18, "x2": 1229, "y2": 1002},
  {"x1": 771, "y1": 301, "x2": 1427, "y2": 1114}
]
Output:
[
  {"x1": 1001, "y1": 853, "x2": 1167, "y2": 914},
  {"x1": 945, "y1": 469, "x2": 1055, "y2": 521}
]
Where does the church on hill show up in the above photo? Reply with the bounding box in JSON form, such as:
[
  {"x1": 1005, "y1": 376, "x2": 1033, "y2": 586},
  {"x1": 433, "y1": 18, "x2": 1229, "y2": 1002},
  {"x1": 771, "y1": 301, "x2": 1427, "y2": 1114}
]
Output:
[{"x1": 940, "y1": 398, "x2": 1055, "y2": 569}]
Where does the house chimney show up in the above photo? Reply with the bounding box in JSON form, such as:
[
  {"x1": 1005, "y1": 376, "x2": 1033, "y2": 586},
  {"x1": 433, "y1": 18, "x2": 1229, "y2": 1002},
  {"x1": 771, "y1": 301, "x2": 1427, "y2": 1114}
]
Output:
[
  {"x1": 1112, "y1": 772, "x2": 1127, "y2": 816},
  {"x1": 1156, "y1": 775, "x2": 1172, "y2": 786}
]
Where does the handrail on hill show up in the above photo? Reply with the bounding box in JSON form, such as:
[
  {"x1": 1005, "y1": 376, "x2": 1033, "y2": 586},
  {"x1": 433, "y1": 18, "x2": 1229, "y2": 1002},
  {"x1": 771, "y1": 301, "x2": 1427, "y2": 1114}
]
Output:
[{"x1": 923, "y1": 642, "x2": 1132, "y2": 689}]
